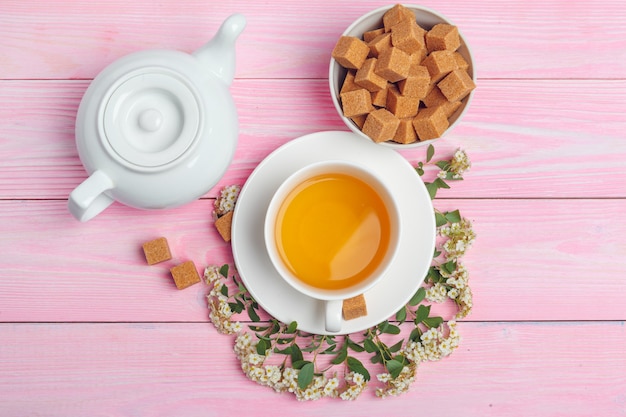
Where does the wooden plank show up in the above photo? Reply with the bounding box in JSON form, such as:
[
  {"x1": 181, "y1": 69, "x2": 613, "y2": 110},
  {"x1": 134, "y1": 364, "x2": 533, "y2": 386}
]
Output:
[
  {"x1": 1, "y1": 79, "x2": 626, "y2": 200},
  {"x1": 0, "y1": 321, "x2": 624, "y2": 416},
  {"x1": 0, "y1": 198, "x2": 624, "y2": 322},
  {"x1": 1, "y1": 1, "x2": 625, "y2": 80}
]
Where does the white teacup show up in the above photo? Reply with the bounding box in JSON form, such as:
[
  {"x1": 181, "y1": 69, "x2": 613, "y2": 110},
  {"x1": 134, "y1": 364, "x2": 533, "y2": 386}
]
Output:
[{"x1": 264, "y1": 160, "x2": 401, "y2": 333}]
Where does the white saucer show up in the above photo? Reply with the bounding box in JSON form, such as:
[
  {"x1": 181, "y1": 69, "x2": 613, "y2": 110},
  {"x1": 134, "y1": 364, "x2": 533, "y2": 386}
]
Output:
[{"x1": 231, "y1": 131, "x2": 435, "y2": 335}]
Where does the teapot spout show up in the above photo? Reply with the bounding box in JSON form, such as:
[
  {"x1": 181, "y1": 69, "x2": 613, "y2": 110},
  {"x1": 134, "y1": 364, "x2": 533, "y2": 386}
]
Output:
[{"x1": 193, "y1": 13, "x2": 246, "y2": 86}]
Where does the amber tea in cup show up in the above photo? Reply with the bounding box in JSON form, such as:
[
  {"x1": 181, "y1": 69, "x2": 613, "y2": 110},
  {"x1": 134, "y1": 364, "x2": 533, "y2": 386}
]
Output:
[
  {"x1": 274, "y1": 172, "x2": 391, "y2": 290},
  {"x1": 265, "y1": 160, "x2": 401, "y2": 333}
]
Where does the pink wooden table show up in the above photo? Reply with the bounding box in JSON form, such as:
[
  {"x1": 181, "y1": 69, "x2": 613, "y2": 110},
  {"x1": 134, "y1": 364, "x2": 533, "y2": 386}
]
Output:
[{"x1": 1, "y1": 0, "x2": 625, "y2": 415}]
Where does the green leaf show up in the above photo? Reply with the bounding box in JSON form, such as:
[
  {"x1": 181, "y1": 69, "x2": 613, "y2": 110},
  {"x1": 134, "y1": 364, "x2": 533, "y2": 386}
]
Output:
[
  {"x1": 300, "y1": 344, "x2": 320, "y2": 353},
  {"x1": 322, "y1": 345, "x2": 338, "y2": 354},
  {"x1": 247, "y1": 305, "x2": 260, "y2": 322},
  {"x1": 292, "y1": 359, "x2": 309, "y2": 370},
  {"x1": 219, "y1": 264, "x2": 229, "y2": 278},
  {"x1": 386, "y1": 359, "x2": 405, "y2": 379},
  {"x1": 286, "y1": 321, "x2": 298, "y2": 334},
  {"x1": 228, "y1": 302, "x2": 243, "y2": 314},
  {"x1": 347, "y1": 356, "x2": 371, "y2": 381},
  {"x1": 425, "y1": 182, "x2": 438, "y2": 199},
  {"x1": 409, "y1": 327, "x2": 422, "y2": 342},
  {"x1": 409, "y1": 287, "x2": 426, "y2": 306},
  {"x1": 256, "y1": 338, "x2": 268, "y2": 355},
  {"x1": 274, "y1": 346, "x2": 292, "y2": 355},
  {"x1": 395, "y1": 306, "x2": 407, "y2": 322},
  {"x1": 423, "y1": 316, "x2": 444, "y2": 328},
  {"x1": 389, "y1": 339, "x2": 404, "y2": 353},
  {"x1": 415, "y1": 304, "x2": 431, "y2": 323},
  {"x1": 434, "y1": 177, "x2": 450, "y2": 189},
  {"x1": 298, "y1": 362, "x2": 315, "y2": 389},
  {"x1": 415, "y1": 166, "x2": 424, "y2": 176},
  {"x1": 248, "y1": 325, "x2": 269, "y2": 332},
  {"x1": 428, "y1": 267, "x2": 444, "y2": 283},
  {"x1": 435, "y1": 212, "x2": 448, "y2": 227},
  {"x1": 426, "y1": 144, "x2": 435, "y2": 162},
  {"x1": 363, "y1": 338, "x2": 378, "y2": 353},
  {"x1": 291, "y1": 343, "x2": 303, "y2": 364},
  {"x1": 276, "y1": 337, "x2": 295, "y2": 345},
  {"x1": 441, "y1": 260, "x2": 457, "y2": 275},
  {"x1": 347, "y1": 338, "x2": 365, "y2": 353},
  {"x1": 370, "y1": 352, "x2": 382, "y2": 364},
  {"x1": 444, "y1": 209, "x2": 461, "y2": 223},
  {"x1": 381, "y1": 323, "x2": 401, "y2": 335},
  {"x1": 435, "y1": 161, "x2": 449, "y2": 170},
  {"x1": 331, "y1": 349, "x2": 347, "y2": 365},
  {"x1": 220, "y1": 284, "x2": 229, "y2": 297}
]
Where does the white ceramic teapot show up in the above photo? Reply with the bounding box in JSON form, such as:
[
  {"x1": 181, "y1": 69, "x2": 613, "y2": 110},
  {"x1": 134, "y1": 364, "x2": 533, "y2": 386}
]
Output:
[{"x1": 68, "y1": 14, "x2": 246, "y2": 221}]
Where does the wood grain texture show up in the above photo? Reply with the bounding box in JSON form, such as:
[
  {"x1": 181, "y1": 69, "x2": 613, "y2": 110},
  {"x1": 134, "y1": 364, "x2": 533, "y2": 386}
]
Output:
[
  {"x1": 1, "y1": 198, "x2": 624, "y2": 322},
  {"x1": 1, "y1": 0, "x2": 626, "y2": 414},
  {"x1": 2, "y1": 79, "x2": 626, "y2": 199},
  {"x1": 1, "y1": 0, "x2": 626, "y2": 80},
  {"x1": 0, "y1": 322, "x2": 624, "y2": 416}
]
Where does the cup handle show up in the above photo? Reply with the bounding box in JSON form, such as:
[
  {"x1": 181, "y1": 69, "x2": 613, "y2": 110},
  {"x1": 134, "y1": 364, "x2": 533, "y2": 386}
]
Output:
[
  {"x1": 68, "y1": 170, "x2": 115, "y2": 222},
  {"x1": 324, "y1": 299, "x2": 343, "y2": 333}
]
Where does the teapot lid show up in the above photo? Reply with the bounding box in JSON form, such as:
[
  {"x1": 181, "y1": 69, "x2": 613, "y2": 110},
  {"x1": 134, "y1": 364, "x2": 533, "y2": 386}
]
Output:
[{"x1": 100, "y1": 67, "x2": 202, "y2": 169}]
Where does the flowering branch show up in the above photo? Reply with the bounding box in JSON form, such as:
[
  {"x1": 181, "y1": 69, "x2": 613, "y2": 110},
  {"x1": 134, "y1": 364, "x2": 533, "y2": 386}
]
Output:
[{"x1": 205, "y1": 146, "x2": 475, "y2": 400}]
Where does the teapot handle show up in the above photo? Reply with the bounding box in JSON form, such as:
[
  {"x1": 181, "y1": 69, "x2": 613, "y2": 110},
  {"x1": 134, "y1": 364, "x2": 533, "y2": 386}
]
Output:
[{"x1": 68, "y1": 170, "x2": 115, "y2": 222}]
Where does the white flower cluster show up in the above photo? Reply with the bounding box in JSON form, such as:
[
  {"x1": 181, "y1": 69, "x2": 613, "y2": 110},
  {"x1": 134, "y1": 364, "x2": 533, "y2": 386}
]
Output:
[
  {"x1": 403, "y1": 321, "x2": 460, "y2": 363},
  {"x1": 449, "y1": 148, "x2": 471, "y2": 178},
  {"x1": 436, "y1": 148, "x2": 471, "y2": 180},
  {"x1": 204, "y1": 266, "x2": 241, "y2": 334},
  {"x1": 233, "y1": 333, "x2": 367, "y2": 401},
  {"x1": 424, "y1": 262, "x2": 473, "y2": 318},
  {"x1": 425, "y1": 282, "x2": 448, "y2": 303},
  {"x1": 442, "y1": 262, "x2": 473, "y2": 319},
  {"x1": 375, "y1": 363, "x2": 417, "y2": 398},
  {"x1": 214, "y1": 184, "x2": 241, "y2": 217},
  {"x1": 439, "y1": 217, "x2": 475, "y2": 260},
  {"x1": 339, "y1": 372, "x2": 367, "y2": 401}
]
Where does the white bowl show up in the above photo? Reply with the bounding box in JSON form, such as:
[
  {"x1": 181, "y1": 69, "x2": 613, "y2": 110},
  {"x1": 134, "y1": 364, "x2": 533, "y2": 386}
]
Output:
[{"x1": 329, "y1": 4, "x2": 476, "y2": 148}]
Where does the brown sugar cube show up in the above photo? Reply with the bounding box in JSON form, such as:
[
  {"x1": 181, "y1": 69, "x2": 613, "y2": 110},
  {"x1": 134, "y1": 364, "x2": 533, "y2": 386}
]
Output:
[
  {"x1": 364, "y1": 28, "x2": 385, "y2": 43},
  {"x1": 397, "y1": 65, "x2": 431, "y2": 98},
  {"x1": 340, "y1": 89, "x2": 374, "y2": 117},
  {"x1": 423, "y1": 85, "x2": 463, "y2": 117},
  {"x1": 371, "y1": 82, "x2": 390, "y2": 107},
  {"x1": 367, "y1": 32, "x2": 392, "y2": 58},
  {"x1": 340, "y1": 70, "x2": 360, "y2": 94},
  {"x1": 412, "y1": 106, "x2": 449, "y2": 141},
  {"x1": 142, "y1": 237, "x2": 172, "y2": 265},
  {"x1": 214, "y1": 210, "x2": 233, "y2": 242},
  {"x1": 343, "y1": 294, "x2": 367, "y2": 320},
  {"x1": 390, "y1": 19, "x2": 426, "y2": 55},
  {"x1": 375, "y1": 47, "x2": 411, "y2": 82},
  {"x1": 170, "y1": 261, "x2": 201, "y2": 290},
  {"x1": 423, "y1": 85, "x2": 448, "y2": 108},
  {"x1": 453, "y1": 52, "x2": 469, "y2": 71},
  {"x1": 350, "y1": 114, "x2": 367, "y2": 129},
  {"x1": 438, "y1": 69, "x2": 476, "y2": 102},
  {"x1": 408, "y1": 49, "x2": 427, "y2": 72},
  {"x1": 386, "y1": 84, "x2": 420, "y2": 118},
  {"x1": 426, "y1": 23, "x2": 461, "y2": 53},
  {"x1": 362, "y1": 108, "x2": 400, "y2": 143},
  {"x1": 422, "y1": 50, "x2": 458, "y2": 83},
  {"x1": 393, "y1": 118, "x2": 418, "y2": 144},
  {"x1": 442, "y1": 100, "x2": 462, "y2": 118},
  {"x1": 332, "y1": 36, "x2": 370, "y2": 70},
  {"x1": 382, "y1": 4, "x2": 415, "y2": 32},
  {"x1": 354, "y1": 58, "x2": 387, "y2": 92}
]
